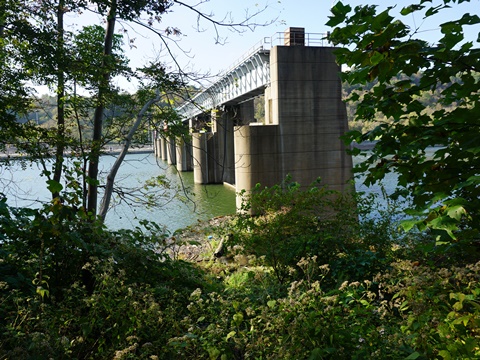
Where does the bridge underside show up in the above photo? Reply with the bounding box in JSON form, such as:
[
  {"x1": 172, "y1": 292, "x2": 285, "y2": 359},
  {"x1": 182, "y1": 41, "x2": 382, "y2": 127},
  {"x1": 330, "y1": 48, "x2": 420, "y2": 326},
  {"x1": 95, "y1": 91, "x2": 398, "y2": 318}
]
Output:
[{"x1": 155, "y1": 29, "x2": 353, "y2": 210}]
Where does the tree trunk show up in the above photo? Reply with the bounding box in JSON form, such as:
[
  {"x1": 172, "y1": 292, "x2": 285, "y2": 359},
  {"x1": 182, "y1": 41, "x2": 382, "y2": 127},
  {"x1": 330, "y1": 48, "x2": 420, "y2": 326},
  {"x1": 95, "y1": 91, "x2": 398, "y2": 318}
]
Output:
[
  {"x1": 53, "y1": 0, "x2": 65, "y2": 198},
  {"x1": 98, "y1": 90, "x2": 161, "y2": 221},
  {"x1": 0, "y1": 12, "x2": 5, "y2": 38},
  {"x1": 86, "y1": 0, "x2": 117, "y2": 216}
]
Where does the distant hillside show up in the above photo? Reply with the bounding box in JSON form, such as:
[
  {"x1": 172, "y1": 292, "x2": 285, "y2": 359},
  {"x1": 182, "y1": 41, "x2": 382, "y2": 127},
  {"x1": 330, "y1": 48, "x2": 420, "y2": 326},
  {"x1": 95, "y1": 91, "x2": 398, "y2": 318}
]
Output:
[{"x1": 343, "y1": 71, "x2": 480, "y2": 134}]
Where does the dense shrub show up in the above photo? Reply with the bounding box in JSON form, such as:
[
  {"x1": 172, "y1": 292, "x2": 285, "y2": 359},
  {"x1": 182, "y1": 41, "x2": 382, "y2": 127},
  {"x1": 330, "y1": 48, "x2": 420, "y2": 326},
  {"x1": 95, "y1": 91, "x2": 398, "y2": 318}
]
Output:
[
  {"x1": 167, "y1": 259, "x2": 480, "y2": 359},
  {"x1": 1, "y1": 182, "x2": 479, "y2": 359},
  {"x1": 0, "y1": 195, "x2": 212, "y2": 359},
  {"x1": 226, "y1": 178, "x2": 412, "y2": 288}
]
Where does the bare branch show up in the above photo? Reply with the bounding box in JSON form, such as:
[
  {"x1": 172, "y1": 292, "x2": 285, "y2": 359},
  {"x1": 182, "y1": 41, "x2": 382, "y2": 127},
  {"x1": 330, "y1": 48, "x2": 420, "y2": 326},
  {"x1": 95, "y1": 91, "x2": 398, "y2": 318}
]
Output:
[{"x1": 98, "y1": 89, "x2": 162, "y2": 220}]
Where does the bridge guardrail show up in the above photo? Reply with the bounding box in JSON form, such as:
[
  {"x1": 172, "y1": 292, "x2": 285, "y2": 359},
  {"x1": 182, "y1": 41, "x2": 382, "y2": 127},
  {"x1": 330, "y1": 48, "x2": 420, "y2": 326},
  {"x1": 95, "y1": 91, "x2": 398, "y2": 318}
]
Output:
[{"x1": 221, "y1": 32, "x2": 330, "y2": 77}]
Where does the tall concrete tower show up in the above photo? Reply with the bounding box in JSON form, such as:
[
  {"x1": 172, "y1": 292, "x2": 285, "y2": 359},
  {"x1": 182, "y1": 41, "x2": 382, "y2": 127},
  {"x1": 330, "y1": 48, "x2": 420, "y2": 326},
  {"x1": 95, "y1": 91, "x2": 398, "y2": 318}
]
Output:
[{"x1": 234, "y1": 28, "x2": 353, "y2": 207}]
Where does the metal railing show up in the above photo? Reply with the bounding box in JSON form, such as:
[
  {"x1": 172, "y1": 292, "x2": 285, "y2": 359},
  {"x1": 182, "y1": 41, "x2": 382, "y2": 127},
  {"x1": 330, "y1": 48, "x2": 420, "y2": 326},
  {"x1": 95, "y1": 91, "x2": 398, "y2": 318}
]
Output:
[
  {"x1": 221, "y1": 32, "x2": 330, "y2": 78},
  {"x1": 176, "y1": 32, "x2": 331, "y2": 118}
]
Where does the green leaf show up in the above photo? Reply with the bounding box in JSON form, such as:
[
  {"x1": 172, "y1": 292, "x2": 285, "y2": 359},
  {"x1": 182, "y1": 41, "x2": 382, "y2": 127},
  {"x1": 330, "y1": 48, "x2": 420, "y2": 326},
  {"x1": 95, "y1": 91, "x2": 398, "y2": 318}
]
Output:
[
  {"x1": 232, "y1": 312, "x2": 244, "y2": 326},
  {"x1": 429, "y1": 215, "x2": 458, "y2": 237},
  {"x1": 226, "y1": 331, "x2": 236, "y2": 341},
  {"x1": 452, "y1": 301, "x2": 463, "y2": 311},
  {"x1": 451, "y1": 315, "x2": 471, "y2": 327},
  {"x1": 405, "y1": 352, "x2": 421, "y2": 359},
  {"x1": 400, "y1": 4, "x2": 425, "y2": 16},
  {"x1": 46, "y1": 179, "x2": 63, "y2": 194},
  {"x1": 457, "y1": 13, "x2": 480, "y2": 26},
  {"x1": 372, "y1": 9, "x2": 394, "y2": 28},
  {"x1": 438, "y1": 350, "x2": 451, "y2": 360},
  {"x1": 36, "y1": 286, "x2": 50, "y2": 299},
  {"x1": 425, "y1": 4, "x2": 449, "y2": 17},
  {"x1": 370, "y1": 51, "x2": 384, "y2": 65},
  {"x1": 207, "y1": 347, "x2": 221, "y2": 360},
  {"x1": 446, "y1": 205, "x2": 466, "y2": 221},
  {"x1": 326, "y1": 2, "x2": 352, "y2": 27},
  {"x1": 464, "y1": 337, "x2": 477, "y2": 353},
  {"x1": 360, "y1": 299, "x2": 370, "y2": 307},
  {"x1": 267, "y1": 300, "x2": 277, "y2": 308},
  {"x1": 308, "y1": 348, "x2": 324, "y2": 360}
]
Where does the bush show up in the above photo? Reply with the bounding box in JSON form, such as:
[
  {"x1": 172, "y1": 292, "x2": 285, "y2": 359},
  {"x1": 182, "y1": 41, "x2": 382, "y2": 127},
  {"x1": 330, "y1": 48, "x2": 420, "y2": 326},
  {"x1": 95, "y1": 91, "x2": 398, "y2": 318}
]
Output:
[
  {"x1": 2, "y1": 181, "x2": 478, "y2": 359},
  {"x1": 0, "y1": 195, "x2": 212, "y2": 359},
  {"x1": 166, "y1": 258, "x2": 480, "y2": 359},
  {"x1": 226, "y1": 178, "x2": 413, "y2": 288}
]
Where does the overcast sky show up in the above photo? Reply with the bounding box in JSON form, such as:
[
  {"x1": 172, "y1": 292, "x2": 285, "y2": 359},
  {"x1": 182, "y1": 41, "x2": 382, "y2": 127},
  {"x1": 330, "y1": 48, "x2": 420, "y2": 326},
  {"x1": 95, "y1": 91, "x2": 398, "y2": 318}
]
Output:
[{"x1": 57, "y1": 0, "x2": 480, "y2": 94}]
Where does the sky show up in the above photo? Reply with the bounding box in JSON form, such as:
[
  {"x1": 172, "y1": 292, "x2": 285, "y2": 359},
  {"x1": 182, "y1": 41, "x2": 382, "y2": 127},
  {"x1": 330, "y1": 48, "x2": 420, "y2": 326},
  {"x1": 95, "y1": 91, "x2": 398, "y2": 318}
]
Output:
[{"x1": 60, "y1": 0, "x2": 480, "y2": 93}]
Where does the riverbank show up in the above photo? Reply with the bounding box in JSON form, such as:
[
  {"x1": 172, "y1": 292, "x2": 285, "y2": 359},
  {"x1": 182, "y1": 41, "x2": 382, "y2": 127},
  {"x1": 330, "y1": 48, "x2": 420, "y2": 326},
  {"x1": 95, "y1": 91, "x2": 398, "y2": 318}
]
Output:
[
  {"x1": 172, "y1": 215, "x2": 232, "y2": 262},
  {"x1": 0, "y1": 145, "x2": 153, "y2": 160}
]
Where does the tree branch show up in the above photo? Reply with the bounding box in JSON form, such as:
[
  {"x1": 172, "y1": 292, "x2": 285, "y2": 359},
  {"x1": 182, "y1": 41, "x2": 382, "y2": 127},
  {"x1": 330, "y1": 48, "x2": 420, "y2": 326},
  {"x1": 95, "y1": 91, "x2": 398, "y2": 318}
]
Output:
[{"x1": 98, "y1": 89, "x2": 162, "y2": 220}]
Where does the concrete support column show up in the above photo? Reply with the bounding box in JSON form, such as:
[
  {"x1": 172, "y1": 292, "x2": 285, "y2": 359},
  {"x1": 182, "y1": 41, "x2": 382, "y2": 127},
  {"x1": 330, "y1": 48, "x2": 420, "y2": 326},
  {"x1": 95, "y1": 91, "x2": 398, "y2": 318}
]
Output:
[
  {"x1": 176, "y1": 137, "x2": 193, "y2": 172},
  {"x1": 234, "y1": 124, "x2": 279, "y2": 209},
  {"x1": 154, "y1": 138, "x2": 160, "y2": 157},
  {"x1": 167, "y1": 137, "x2": 176, "y2": 165},
  {"x1": 231, "y1": 99, "x2": 256, "y2": 125},
  {"x1": 192, "y1": 108, "x2": 236, "y2": 184},
  {"x1": 266, "y1": 45, "x2": 353, "y2": 193},
  {"x1": 192, "y1": 132, "x2": 210, "y2": 184},
  {"x1": 160, "y1": 137, "x2": 167, "y2": 161},
  {"x1": 234, "y1": 45, "x2": 354, "y2": 209},
  {"x1": 213, "y1": 108, "x2": 235, "y2": 185}
]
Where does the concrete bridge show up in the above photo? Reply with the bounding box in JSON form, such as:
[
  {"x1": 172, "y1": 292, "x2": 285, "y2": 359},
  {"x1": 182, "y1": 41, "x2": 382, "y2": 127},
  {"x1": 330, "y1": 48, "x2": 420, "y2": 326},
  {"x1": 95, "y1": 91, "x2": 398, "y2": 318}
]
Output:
[{"x1": 154, "y1": 27, "x2": 353, "y2": 208}]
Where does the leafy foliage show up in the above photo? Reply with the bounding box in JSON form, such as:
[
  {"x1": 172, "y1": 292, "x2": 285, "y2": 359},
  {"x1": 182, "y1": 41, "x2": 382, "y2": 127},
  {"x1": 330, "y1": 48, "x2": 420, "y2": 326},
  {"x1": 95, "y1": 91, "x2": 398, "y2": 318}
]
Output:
[
  {"x1": 228, "y1": 178, "x2": 404, "y2": 286},
  {"x1": 327, "y1": 0, "x2": 480, "y2": 242},
  {"x1": 172, "y1": 260, "x2": 480, "y2": 359},
  {"x1": 0, "y1": 193, "x2": 210, "y2": 358},
  {"x1": 2, "y1": 1, "x2": 480, "y2": 358},
  {"x1": 1, "y1": 178, "x2": 480, "y2": 359},
  {"x1": 1, "y1": 0, "x2": 187, "y2": 217},
  {"x1": 71, "y1": 25, "x2": 131, "y2": 92}
]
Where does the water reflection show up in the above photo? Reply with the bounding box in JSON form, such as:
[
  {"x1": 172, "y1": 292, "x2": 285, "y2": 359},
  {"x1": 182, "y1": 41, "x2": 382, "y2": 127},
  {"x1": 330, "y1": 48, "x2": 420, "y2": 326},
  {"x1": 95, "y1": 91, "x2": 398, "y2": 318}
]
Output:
[{"x1": 103, "y1": 154, "x2": 237, "y2": 231}]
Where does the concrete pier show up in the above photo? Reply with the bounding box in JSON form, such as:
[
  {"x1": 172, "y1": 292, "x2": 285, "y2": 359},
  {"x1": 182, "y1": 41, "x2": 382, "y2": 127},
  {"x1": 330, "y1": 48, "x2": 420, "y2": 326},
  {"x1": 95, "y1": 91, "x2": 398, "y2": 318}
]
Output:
[
  {"x1": 160, "y1": 137, "x2": 167, "y2": 161},
  {"x1": 166, "y1": 137, "x2": 176, "y2": 165},
  {"x1": 176, "y1": 137, "x2": 193, "y2": 172},
  {"x1": 236, "y1": 45, "x2": 352, "y2": 193}
]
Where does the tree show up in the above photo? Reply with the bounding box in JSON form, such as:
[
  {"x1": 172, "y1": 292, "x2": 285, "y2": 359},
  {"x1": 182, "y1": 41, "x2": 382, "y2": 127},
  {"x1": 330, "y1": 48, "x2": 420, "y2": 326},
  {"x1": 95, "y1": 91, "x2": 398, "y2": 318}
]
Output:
[
  {"x1": 327, "y1": 1, "x2": 480, "y2": 242},
  {"x1": 84, "y1": 0, "x2": 273, "y2": 216},
  {"x1": 1, "y1": 0, "x2": 272, "y2": 221},
  {"x1": 0, "y1": 0, "x2": 36, "y2": 150}
]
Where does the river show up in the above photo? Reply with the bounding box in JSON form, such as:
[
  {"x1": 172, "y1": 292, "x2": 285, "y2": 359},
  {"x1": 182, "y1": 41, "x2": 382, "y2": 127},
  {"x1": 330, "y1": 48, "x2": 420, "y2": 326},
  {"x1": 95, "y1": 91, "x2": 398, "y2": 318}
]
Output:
[
  {"x1": 1, "y1": 151, "x2": 399, "y2": 233},
  {"x1": 1, "y1": 153, "x2": 237, "y2": 232}
]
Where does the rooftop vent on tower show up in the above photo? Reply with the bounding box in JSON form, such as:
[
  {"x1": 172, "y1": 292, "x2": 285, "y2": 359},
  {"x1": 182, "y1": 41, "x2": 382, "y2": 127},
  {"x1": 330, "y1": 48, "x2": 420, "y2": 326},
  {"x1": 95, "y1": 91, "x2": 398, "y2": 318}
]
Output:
[{"x1": 284, "y1": 27, "x2": 305, "y2": 46}]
